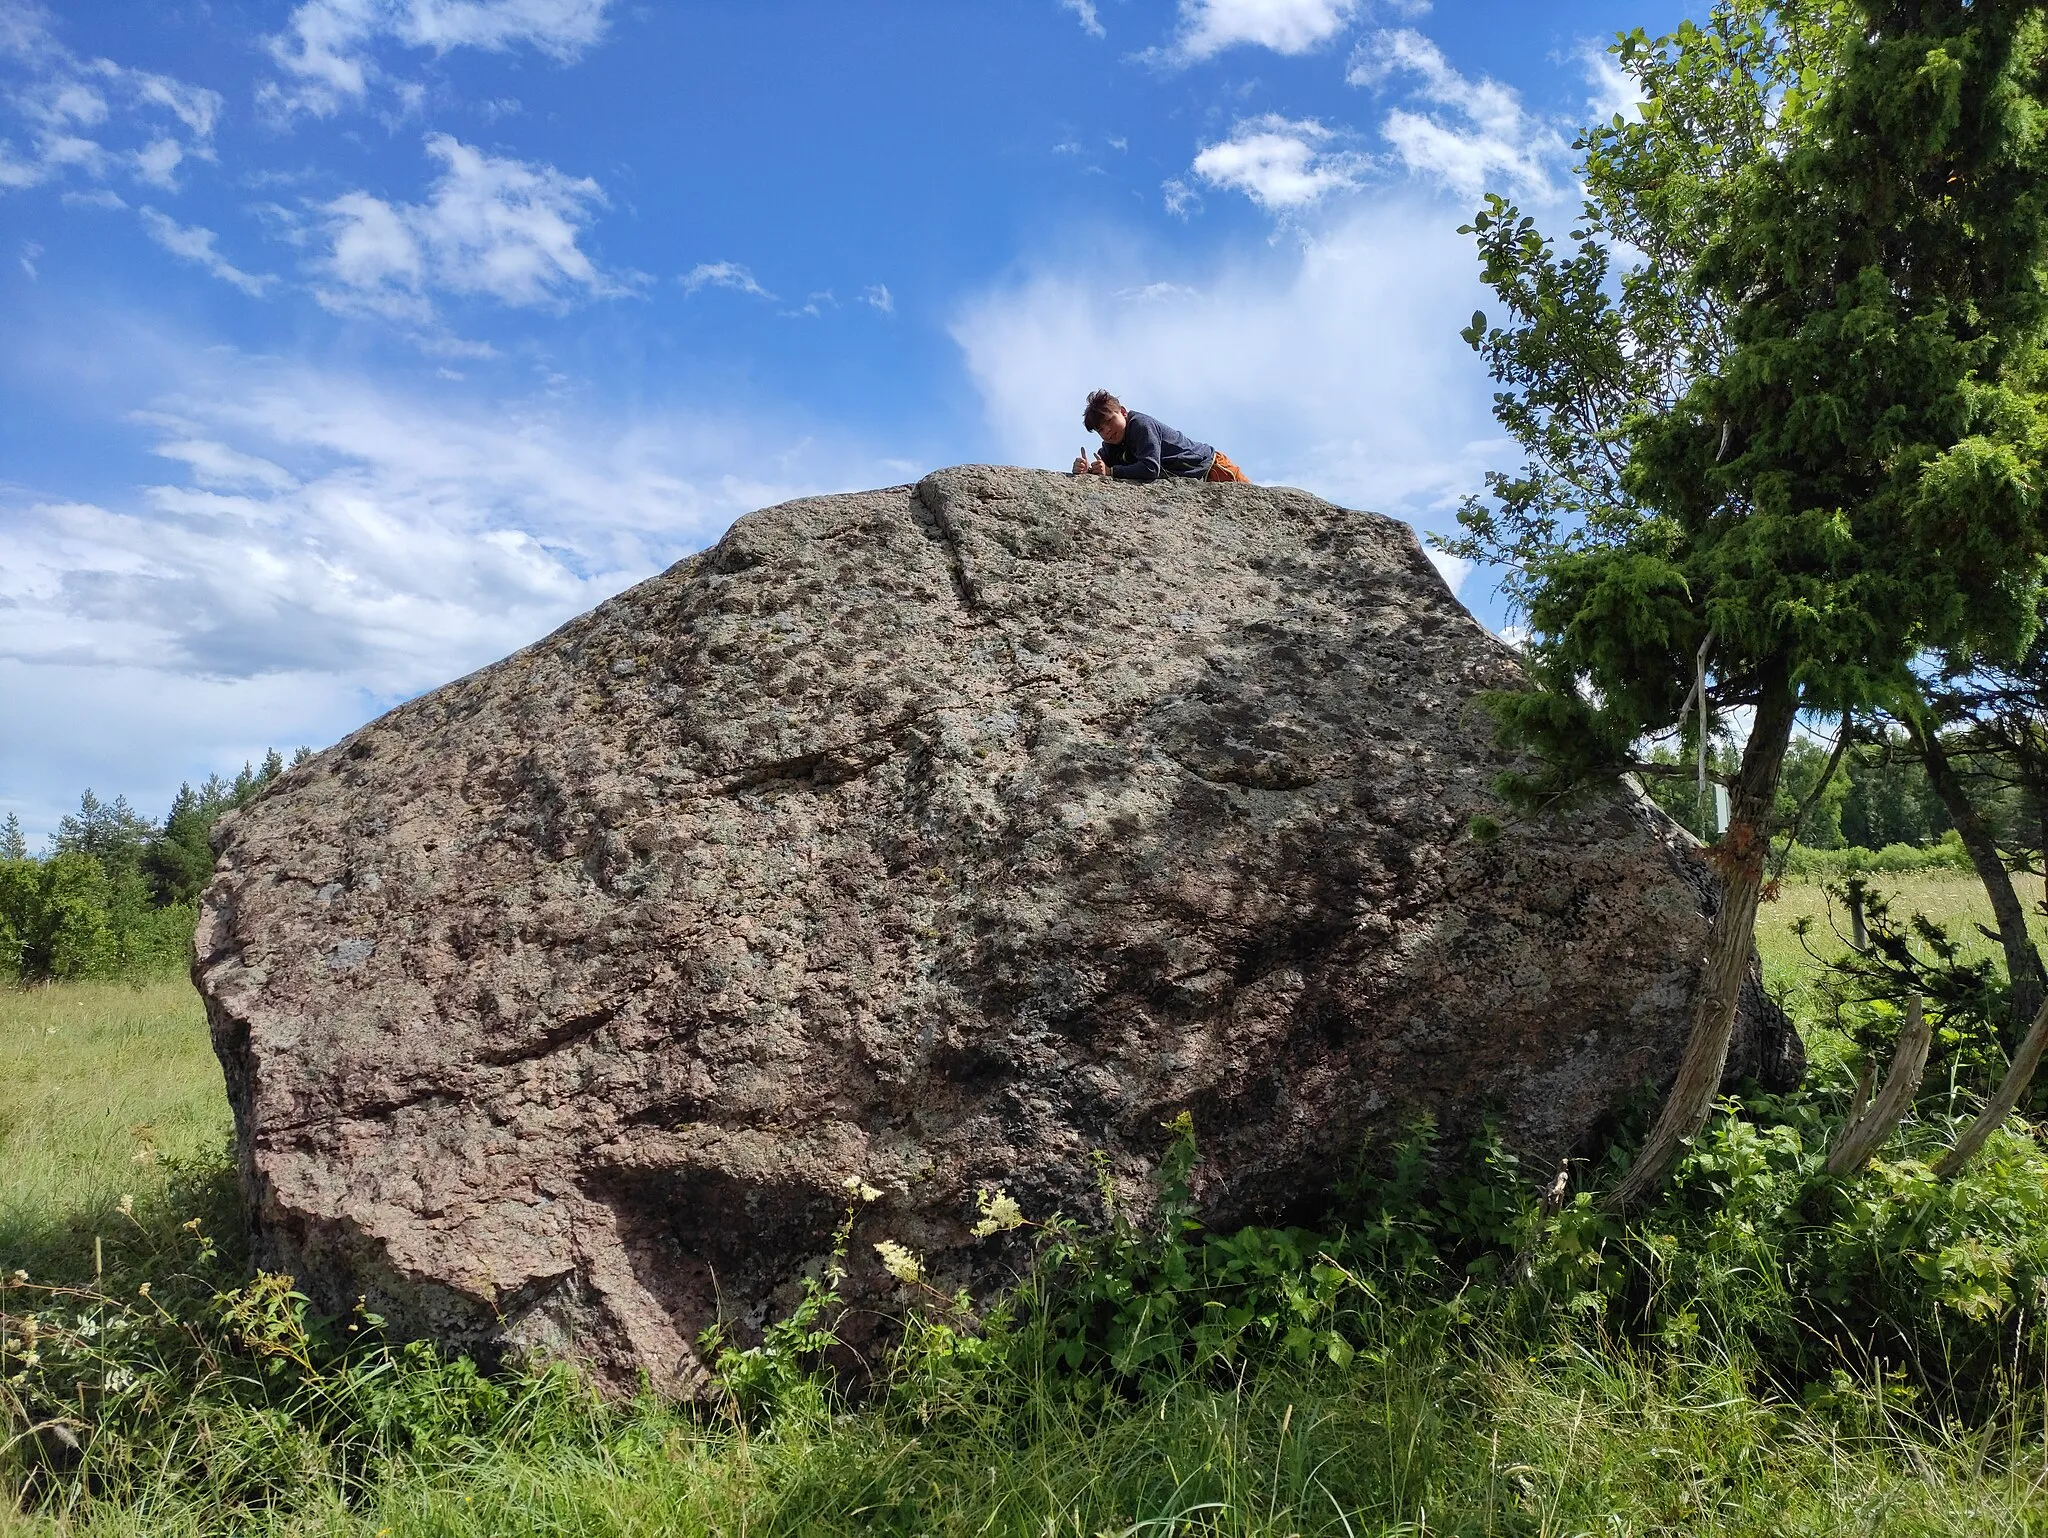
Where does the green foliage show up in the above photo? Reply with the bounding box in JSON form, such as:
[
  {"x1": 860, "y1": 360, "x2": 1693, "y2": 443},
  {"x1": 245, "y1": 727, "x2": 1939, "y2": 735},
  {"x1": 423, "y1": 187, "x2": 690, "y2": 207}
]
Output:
[
  {"x1": 1542, "y1": 1100, "x2": 2048, "y2": 1414},
  {"x1": 0, "y1": 854, "x2": 195, "y2": 983},
  {"x1": 1792, "y1": 880, "x2": 2021, "y2": 1093},
  {"x1": 704, "y1": 1187, "x2": 866, "y2": 1423},
  {"x1": 2, "y1": 756, "x2": 304, "y2": 984},
  {"x1": 0, "y1": 853, "x2": 113, "y2": 980},
  {"x1": 1777, "y1": 834, "x2": 1973, "y2": 878},
  {"x1": 2, "y1": 1144, "x2": 616, "y2": 1516},
  {"x1": 1839, "y1": 738, "x2": 1955, "y2": 849},
  {"x1": 1450, "y1": 0, "x2": 2048, "y2": 804},
  {"x1": 141, "y1": 772, "x2": 265, "y2": 908}
]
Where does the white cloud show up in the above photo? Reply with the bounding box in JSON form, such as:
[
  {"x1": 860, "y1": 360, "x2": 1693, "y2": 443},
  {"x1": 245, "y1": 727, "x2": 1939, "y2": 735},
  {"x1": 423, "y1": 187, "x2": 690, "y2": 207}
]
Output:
[
  {"x1": 862, "y1": 283, "x2": 894, "y2": 314},
  {"x1": 319, "y1": 191, "x2": 427, "y2": 317},
  {"x1": 1170, "y1": 0, "x2": 1361, "y2": 62},
  {"x1": 150, "y1": 437, "x2": 299, "y2": 492},
  {"x1": 0, "y1": 142, "x2": 40, "y2": 187},
  {"x1": 0, "y1": 291, "x2": 934, "y2": 835},
  {"x1": 129, "y1": 70, "x2": 222, "y2": 138},
  {"x1": 131, "y1": 136, "x2": 182, "y2": 188},
  {"x1": 0, "y1": 659, "x2": 371, "y2": 847},
  {"x1": 951, "y1": 201, "x2": 1506, "y2": 528},
  {"x1": 1580, "y1": 41, "x2": 1641, "y2": 125},
  {"x1": 26, "y1": 79, "x2": 107, "y2": 129},
  {"x1": 1058, "y1": 0, "x2": 1105, "y2": 38},
  {"x1": 0, "y1": 11, "x2": 221, "y2": 194},
  {"x1": 1348, "y1": 28, "x2": 1566, "y2": 201},
  {"x1": 0, "y1": 0, "x2": 55, "y2": 57},
  {"x1": 139, "y1": 207, "x2": 276, "y2": 296},
  {"x1": 1427, "y1": 549, "x2": 1470, "y2": 592},
  {"x1": 0, "y1": 351, "x2": 910, "y2": 727},
  {"x1": 315, "y1": 133, "x2": 618, "y2": 319},
  {"x1": 681, "y1": 260, "x2": 773, "y2": 299},
  {"x1": 1191, "y1": 115, "x2": 1366, "y2": 210},
  {"x1": 265, "y1": 0, "x2": 611, "y2": 117}
]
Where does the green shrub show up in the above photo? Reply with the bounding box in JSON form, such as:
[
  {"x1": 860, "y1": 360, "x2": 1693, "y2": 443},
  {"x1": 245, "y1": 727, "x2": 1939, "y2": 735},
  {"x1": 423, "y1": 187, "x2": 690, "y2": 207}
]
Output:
[
  {"x1": 0, "y1": 859, "x2": 192, "y2": 982},
  {"x1": 1780, "y1": 833, "x2": 1975, "y2": 879}
]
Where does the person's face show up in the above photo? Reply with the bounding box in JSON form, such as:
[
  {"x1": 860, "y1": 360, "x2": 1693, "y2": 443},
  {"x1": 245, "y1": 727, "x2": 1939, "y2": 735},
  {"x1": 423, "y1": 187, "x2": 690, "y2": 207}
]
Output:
[{"x1": 1097, "y1": 408, "x2": 1127, "y2": 445}]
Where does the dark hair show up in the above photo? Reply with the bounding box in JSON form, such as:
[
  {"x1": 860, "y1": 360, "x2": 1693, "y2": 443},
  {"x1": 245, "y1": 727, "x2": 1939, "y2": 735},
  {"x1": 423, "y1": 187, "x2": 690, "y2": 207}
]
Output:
[{"x1": 1082, "y1": 389, "x2": 1123, "y2": 432}]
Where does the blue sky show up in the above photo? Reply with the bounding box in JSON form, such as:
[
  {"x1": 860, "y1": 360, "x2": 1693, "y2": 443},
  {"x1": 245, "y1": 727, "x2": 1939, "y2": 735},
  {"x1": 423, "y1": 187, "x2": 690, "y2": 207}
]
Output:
[{"x1": 0, "y1": 0, "x2": 1695, "y2": 842}]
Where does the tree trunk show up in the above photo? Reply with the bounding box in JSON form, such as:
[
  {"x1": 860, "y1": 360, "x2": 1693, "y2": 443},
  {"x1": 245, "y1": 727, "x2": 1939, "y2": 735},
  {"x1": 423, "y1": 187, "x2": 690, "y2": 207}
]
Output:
[
  {"x1": 1933, "y1": 990, "x2": 2048, "y2": 1180},
  {"x1": 1607, "y1": 671, "x2": 1800, "y2": 1211},
  {"x1": 1906, "y1": 713, "x2": 2046, "y2": 1036},
  {"x1": 1824, "y1": 993, "x2": 1931, "y2": 1177}
]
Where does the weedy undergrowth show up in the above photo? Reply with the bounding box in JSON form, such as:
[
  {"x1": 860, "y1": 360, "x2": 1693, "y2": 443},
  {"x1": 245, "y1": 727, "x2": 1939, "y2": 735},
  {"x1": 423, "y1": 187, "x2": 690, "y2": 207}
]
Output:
[{"x1": 15, "y1": 919, "x2": 2048, "y2": 1530}]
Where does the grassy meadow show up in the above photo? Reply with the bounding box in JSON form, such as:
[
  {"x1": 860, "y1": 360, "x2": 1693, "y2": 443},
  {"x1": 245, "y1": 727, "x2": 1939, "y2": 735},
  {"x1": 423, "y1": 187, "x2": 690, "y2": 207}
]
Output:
[
  {"x1": 0, "y1": 980, "x2": 227, "y2": 1262},
  {"x1": 1756, "y1": 868, "x2": 2048, "y2": 998},
  {"x1": 8, "y1": 873, "x2": 2048, "y2": 1534}
]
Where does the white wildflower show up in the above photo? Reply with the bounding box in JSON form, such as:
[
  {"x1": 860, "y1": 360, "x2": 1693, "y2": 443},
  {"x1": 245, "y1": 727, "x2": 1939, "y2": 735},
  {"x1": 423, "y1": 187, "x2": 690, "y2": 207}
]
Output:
[
  {"x1": 970, "y1": 1188, "x2": 1027, "y2": 1238},
  {"x1": 117, "y1": 1194, "x2": 134, "y2": 1218},
  {"x1": 873, "y1": 1240, "x2": 923, "y2": 1285},
  {"x1": 842, "y1": 1175, "x2": 883, "y2": 1203}
]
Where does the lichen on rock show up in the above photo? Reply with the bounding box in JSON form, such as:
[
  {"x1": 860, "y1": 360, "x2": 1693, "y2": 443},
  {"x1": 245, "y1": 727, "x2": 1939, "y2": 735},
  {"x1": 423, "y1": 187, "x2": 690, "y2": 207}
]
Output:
[{"x1": 196, "y1": 465, "x2": 1797, "y2": 1394}]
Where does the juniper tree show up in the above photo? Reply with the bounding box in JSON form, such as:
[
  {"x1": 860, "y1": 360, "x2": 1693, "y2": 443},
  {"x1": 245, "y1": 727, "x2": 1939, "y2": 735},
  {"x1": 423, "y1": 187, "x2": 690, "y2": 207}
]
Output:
[
  {"x1": 1926, "y1": 613, "x2": 2048, "y2": 868},
  {"x1": 1445, "y1": 0, "x2": 2048, "y2": 1204}
]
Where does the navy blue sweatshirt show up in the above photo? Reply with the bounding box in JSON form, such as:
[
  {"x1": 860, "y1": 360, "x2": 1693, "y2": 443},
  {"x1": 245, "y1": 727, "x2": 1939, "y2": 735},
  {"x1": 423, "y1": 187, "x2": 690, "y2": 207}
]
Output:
[{"x1": 1100, "y1": 410, "x2": 1215, "y2": 482}]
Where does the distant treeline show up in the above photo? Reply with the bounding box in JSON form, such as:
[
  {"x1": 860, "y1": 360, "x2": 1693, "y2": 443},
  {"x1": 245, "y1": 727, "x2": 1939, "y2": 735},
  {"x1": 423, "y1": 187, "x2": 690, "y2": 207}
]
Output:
[
  {"x1": 1641, "y1": 730, "x2": 2039, "y2": 861},
  {"x1": 1, "y1": 749, "x2": 307, "y2": 982}
]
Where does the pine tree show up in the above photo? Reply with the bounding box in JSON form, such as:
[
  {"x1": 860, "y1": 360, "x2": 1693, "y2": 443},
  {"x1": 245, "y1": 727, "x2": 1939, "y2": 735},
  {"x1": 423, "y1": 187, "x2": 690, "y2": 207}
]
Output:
[
  {"x1": 1449, "y1": 0, "x2": 2048, "y2": 1203},
  {"x1": 0, "y1": 812, "x2": 25, "y2": 862},
  {"x1": 52, "y1": 790, "x2": 153, "y2": 880}
]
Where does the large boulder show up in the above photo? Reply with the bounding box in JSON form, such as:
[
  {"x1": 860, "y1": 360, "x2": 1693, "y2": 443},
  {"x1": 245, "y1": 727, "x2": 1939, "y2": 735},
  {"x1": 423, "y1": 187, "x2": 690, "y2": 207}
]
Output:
[{"x1": 197, "y1": 465, "x2": 1796, "y2": 1394}]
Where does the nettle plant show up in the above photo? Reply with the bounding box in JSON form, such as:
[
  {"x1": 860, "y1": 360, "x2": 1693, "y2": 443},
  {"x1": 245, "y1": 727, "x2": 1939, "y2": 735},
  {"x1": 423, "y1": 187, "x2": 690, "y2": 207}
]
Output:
[{"x1": 1443, "y1": 0, "x2": 2048, "y2": 1203}]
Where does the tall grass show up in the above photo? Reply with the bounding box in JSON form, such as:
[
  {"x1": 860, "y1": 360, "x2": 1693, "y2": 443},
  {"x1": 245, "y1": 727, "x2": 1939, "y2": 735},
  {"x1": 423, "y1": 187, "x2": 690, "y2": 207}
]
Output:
[
  {"x1": 0, "y1": 978, "x2": 227, "y2": 1270},
  {"x1": 1756, "y1": 868, "x2": 2048, "y2": 1018},
  {"x1": 8, "y1": 1318, "x2": 2047, "y2": 1535}
]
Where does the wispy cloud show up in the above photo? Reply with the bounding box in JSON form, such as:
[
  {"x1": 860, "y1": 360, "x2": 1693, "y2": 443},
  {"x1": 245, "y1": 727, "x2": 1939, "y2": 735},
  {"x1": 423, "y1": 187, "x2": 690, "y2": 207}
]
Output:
[
  {"x1": 1166, "y1": 0, "x2": 1362, "y2": 63},
  {"x1": 140, "y1": 207, "x2": 276, "y2": 296},
  {"x1": 861, "y1": 282, "x2": 894, "y2": 314},
  {"x1": 314, "y1": 133, "x2": 620, "y2": 321},
  {"x1": 1579, "y1": 40, "x2": 1641, "y2": 125},
  {"x1": 0, "y1": 4, "x2": 221, "y2": 195},
  {"x1": 263, "y1": 0, "x2": 612, "y2": 118},
  {"x1": 680, "y1": 260, "x2": 773, "y2": 299},
  {"x1": 1348, "y1": 28, "x2": 1565, "y2": 201},
  {"x1": 1191, "y1": 115, "x2": 1367, "y2": 211},
  {"x1": 0, "y1": 349, "x2": 906, "y2": 699},
  {"x1": 1057, "y1": 0, "x2": 1105, "y2": 38}
]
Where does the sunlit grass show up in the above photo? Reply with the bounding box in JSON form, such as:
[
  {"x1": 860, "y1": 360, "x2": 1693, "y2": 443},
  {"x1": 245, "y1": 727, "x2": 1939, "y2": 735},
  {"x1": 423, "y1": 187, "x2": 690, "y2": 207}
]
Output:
[
  {"x1": 0, "y1": 976, "x2": 228, "y2": 1265},
  {"x1": 1757, "y1": 869, "x2": 2048, "y2": 1017},
  {"x1": 5, "y1": 1340, "x2": 2046, "y2": 1535}
]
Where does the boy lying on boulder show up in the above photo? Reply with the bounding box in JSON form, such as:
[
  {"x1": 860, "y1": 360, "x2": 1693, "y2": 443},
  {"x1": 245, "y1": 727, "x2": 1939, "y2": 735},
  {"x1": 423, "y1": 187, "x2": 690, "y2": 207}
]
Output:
[{"x1": 1072, "y1": 390, "x2": 1251, "y2": 483}]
